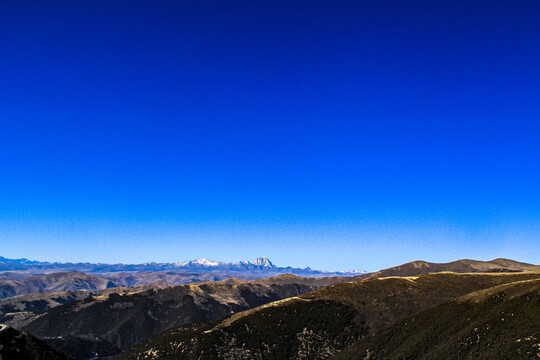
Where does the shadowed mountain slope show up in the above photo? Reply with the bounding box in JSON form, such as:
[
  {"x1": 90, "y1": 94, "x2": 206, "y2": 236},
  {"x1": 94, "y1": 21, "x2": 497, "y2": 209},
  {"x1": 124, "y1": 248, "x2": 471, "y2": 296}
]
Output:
[
  {"x1": 0, "y1": 280, "x2": 173, "y2": 329},
  {"x1": 0, "y1": 324, "x2": 72, "y2": 360},
  {"x1": 332, "y1": 278, "x2": 540, "y2": 360},
  {"x1": 114, "y1": 272, "x2": 540, "y2": 360}
]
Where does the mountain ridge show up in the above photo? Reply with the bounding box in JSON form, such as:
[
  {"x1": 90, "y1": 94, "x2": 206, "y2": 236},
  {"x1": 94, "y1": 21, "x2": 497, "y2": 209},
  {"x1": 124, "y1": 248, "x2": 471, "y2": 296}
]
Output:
[
  {"x1": 0, "y1": 271, "x2": 116, "y2": 299},
  {"x1": 0, "y1": 256, "x2": 365, "y2": 277}
]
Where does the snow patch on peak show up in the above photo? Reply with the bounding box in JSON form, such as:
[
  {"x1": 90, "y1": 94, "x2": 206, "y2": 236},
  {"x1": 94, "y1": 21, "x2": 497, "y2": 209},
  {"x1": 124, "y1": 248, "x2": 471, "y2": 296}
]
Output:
[
  {"x1": 338, "y1": 269, "x2": 367, "y2": 274},
  {"x1": 192, "y1": 258, "x2": 222, "y2": 266},
  {"x1": 252, "y1": 256, "x2": 276, "y2": 268}
]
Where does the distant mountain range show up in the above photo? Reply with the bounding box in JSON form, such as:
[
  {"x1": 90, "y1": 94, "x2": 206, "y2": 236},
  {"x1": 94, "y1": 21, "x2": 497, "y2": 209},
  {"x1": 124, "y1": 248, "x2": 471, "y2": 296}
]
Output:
[
  {"x1": 0, "y1": 256, "x2": 44, "y2": 265},
  {"x1": 0, "y1": 255, "x2": 366, "y2": 277}
]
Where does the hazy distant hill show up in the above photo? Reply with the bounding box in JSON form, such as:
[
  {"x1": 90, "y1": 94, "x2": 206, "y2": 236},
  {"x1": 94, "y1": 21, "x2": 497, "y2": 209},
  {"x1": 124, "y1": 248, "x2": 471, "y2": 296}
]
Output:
[
  {"x1": 114, "y1": 272, "x2": 540, "y2": 360},
  {"x1": 0, "y1": 324, "x2": 71, "y2": 360},
  {"x1": 0, "y1": 271, "x2": 116, "y2": 299},
  {"x1": 100, "y1": 270, "x2": 258, "y2": 287},
  {"x1": 0, "y1": 269, "x2": 262, "y2": 300}
]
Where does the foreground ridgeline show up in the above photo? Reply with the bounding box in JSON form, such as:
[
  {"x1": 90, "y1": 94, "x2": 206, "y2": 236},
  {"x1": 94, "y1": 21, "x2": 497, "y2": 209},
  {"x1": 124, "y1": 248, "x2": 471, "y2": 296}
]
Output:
[{"x1": 0, "y1": 258, "x2": 538, "y2": 359}]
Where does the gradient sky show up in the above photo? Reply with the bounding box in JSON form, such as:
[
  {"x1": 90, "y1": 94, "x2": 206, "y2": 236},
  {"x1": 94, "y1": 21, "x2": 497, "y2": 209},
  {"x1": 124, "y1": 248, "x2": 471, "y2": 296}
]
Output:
[{"x1": 1, "y1": 0, "x2": 539, "y2": 271}]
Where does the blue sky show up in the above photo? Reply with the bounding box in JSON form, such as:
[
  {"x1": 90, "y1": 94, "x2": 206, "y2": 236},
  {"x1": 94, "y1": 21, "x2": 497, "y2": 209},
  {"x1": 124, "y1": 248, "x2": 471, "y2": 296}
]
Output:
[{"x1": 1, "y1": 0, "x2": 539, "y2": 271}]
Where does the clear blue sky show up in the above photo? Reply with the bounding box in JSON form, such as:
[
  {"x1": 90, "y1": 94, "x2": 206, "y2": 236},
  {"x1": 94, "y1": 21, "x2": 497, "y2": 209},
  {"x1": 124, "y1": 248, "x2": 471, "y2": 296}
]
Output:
[{"x1": 1, "y1": 0, "x2": 539, "y2": 271}]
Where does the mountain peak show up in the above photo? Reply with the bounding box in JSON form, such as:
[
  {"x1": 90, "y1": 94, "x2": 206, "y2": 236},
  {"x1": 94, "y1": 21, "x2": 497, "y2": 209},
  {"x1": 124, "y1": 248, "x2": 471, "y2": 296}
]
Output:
[
  {"x1": 253, "y1": 256, "x2": 276, "y2": 268},
  {"x1": 191, "y1": 258, "x2": 223, "y2": 266},
  {"x1": 0, "y1": 256, "x2": 44, "y2": 265}
]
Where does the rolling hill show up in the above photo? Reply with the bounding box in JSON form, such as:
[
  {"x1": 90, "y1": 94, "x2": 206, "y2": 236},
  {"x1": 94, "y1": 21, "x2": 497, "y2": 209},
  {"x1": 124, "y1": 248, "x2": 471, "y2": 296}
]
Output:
[
  {"x1": 358, "y1": 258, "x2": 540, "y2": 279},
  {"x1": 0, "y1": 271, "x2": 115, "y2": 299}
]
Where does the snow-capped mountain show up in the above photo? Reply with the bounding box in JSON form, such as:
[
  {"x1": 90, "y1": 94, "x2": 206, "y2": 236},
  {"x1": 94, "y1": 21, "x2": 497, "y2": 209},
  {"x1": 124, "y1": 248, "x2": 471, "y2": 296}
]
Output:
[
  {"x1": 177, "y1": 258, "x2": 225, "y2": 267},
  {"x1": 174, "y1": 257, "x2": 277, "y2": 269},
  {"x1": 252, "y1": 256, "x2": 276, "y2": 268},
  {"x1": 0, "y1": 256, "x2": 366, "y2": 277},
  {"x1": 337, "y1": 269, "x2": 366, "y2": 274}
]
